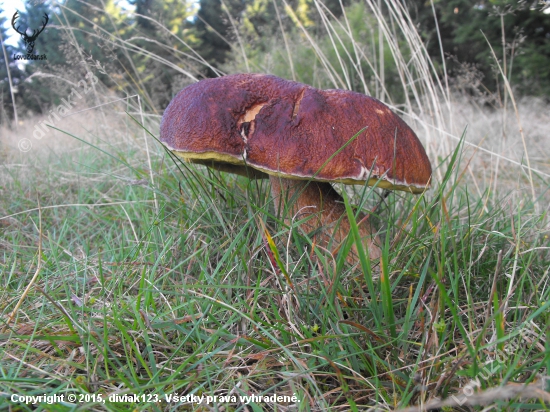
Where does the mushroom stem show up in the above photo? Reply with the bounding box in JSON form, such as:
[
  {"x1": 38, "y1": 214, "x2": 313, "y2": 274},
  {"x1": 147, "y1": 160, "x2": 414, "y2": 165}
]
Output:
[{"x1": 269, "y1": 176, "x2": 381, "y2": 262}]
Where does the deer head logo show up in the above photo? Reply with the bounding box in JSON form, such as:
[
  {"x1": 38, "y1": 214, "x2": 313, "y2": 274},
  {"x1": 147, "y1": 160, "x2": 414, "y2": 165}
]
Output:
[{"x1": 11, "y1": 11, "x2": 49, "y2": 54}]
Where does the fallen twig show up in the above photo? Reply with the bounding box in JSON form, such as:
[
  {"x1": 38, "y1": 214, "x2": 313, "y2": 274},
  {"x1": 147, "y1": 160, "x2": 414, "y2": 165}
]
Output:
[{"x1": 394, "y1": 382, "x2": 550, "y2": 412}]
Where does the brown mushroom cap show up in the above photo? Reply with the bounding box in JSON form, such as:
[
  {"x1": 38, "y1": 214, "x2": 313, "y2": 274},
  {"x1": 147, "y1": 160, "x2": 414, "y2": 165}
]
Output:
[{"x1": 160, "y1": 73, "x2": 432, "y2": 193}]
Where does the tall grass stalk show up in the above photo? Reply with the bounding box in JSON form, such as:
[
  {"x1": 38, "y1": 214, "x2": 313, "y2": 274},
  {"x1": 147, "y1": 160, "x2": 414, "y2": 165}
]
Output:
[{"x1": 0, "y1": 29, "x2": 18, "y2": 127}]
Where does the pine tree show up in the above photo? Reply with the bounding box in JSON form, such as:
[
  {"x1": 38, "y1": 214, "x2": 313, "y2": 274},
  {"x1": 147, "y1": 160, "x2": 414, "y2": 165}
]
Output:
[
  {"x1": 195, "y1": 0, "x2": 246, "y2": 74},
  {"x1": 409, "y1": 0, "x2": 550, "y2": 98},
  {"x1": 129, "y1": 0, "x2": 202, "y2": 110}
]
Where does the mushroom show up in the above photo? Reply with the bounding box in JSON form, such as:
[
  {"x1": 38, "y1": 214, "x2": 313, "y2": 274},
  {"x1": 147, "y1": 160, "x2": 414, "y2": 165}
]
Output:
[{"x1": 160, "y1": 73, "x2": 431, "y2": 263}]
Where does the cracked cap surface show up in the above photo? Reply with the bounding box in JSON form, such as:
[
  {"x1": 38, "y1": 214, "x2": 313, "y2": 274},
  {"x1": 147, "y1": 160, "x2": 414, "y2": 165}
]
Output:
[{"x1": 160, "y1": 73, "x2": 432, "y2": 193}]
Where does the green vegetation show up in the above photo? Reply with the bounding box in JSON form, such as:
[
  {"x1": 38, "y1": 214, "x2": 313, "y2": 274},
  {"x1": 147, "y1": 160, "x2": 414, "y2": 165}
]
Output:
[
  {"x1": 410, "y1": 0, "x2": 550, "y2": 99},
  {"x1": 1, "y1": 0, "x2": 549, "y2": 410}
]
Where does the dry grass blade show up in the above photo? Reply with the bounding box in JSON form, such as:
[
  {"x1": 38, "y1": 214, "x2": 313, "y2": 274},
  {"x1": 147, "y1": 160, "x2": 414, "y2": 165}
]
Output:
[
  {"x1": 0, "y1": 200, "x2": 156, "y2": 221},
  {"x1": 2, "y1": 197, "x2": 43, "y2": 331},
  {"x1": 394, "y1": 382, "x2": 550, "y2": 412},
  {"x1": 481, "y1": 31, "x2": 537, "y2": 207},
  {"x1": 0, "y1": 29, "x2": 18, "y2": 126}
]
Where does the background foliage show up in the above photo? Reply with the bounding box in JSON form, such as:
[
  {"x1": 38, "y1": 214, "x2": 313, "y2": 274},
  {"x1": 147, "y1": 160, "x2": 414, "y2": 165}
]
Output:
[{"x1": 1, "y1": 0, "x2": 549, "y2": 123}]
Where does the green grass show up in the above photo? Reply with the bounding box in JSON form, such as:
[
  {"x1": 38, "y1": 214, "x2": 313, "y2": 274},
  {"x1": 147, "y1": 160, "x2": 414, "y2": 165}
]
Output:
[
  {"x1": 0, "y1": 116, "x2": 548, "y2": 410},
  {"x1": 1, "y1": 0, "x2": 549, "y2": 410}
]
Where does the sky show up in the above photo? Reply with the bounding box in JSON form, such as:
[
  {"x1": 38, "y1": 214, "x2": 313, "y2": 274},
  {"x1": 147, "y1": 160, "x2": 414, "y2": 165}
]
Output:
[{"x1": 1, "y1": 0, "x2": 26, "y2": 46}]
